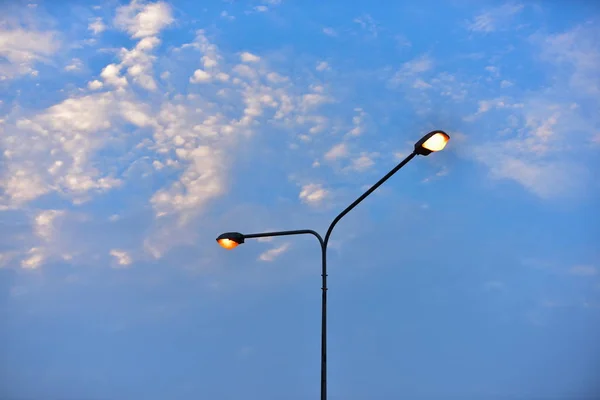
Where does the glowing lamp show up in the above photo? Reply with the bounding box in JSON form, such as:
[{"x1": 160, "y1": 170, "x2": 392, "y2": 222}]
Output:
[
  {"x1": 414, "y1": 130, "x2": 450, "y2": 156},
  {"x1": 216, "y1": 232, "x2": 245, "y2": 250}
]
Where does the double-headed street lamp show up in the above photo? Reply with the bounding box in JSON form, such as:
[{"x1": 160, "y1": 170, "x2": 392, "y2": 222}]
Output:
[{"x1": 216, "y1": 130, "x2": 450, "y2": 400}]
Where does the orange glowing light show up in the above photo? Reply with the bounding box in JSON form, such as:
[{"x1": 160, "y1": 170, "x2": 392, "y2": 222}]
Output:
[
  {"x1": 218, "y1": 238, "x2": 240, "y2": 250},
  {"x1": 422, "y1": 132, "x2": 449, "y2": 152}
]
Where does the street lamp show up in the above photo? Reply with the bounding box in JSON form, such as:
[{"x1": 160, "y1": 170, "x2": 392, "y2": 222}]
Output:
[{"x1": 216, "y1": 130, "x2": 450, "y2": 400}]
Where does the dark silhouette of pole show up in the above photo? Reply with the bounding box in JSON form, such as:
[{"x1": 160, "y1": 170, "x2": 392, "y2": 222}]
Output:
[
  {"x1": 237, "y1": 150, "x2": 418, "y2": 400},
  {"x1": 217, "y1": 129, "x2": 450, "y2": 400}
]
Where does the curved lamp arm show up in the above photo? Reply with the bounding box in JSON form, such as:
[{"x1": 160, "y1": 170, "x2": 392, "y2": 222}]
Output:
[
  {"x1": 216, "y1": 129, "x2": 448, "y2": 400},
  {"x1": 244, "y1": 229, "x2": 324, "y2": 249},
  {"x1": 323, "y1": 151, "x2": 417, "y2": 247}
]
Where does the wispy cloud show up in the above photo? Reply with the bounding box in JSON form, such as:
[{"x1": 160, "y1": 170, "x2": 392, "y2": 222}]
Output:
[
  {"x1": 569, "y1": 265, "x2": 597, "y2": 277},
  {"x1": 220, "y1": 11, "x2": 235, "y2": 21},
  {"x1": 536, "y1": 22, "x2": 600, "y2": 94},
  {"x1": 64, "y1": 58, "x2": 83, "y2": 72},
  {"x1": 353, "y1": 14, "x2": 380, "y2": 38},
  {"x1": 88, "y1": 17, "x2": 106, "y2": 35},
  {"x1": 21, "y1": 247, "x2": 45, "y2": 269},
  {"x1": 322, "y1": 27, "x2": 337, "y2": 37},
  {"x1": 110, "y1": 249, "x2": 133, "y2": 267},
  {"x1": 324, "y1": 143, "x2": 348, "y2": 161},
  {"x1": 240, "y1": 52, "x2": 260, "y2": 63},
  {"x1": 389, "y1": 54, "x2": 433, "y2": 87},
  {"x1": 299, "y1": 183, "x2": 328, "y2": 206},
  {"x1": 347, "y1": 152, "x2": 378, "y2": 172},
  {"x1": 316, "y1": 61, "x2": 330, "y2": 71},
  {"x1": 114, "y1": 1, "x2": 174, "y2": 39},
  {"x1": 0, "y1": 3, "x2": 341, "y2": 266},
  {"x1": 34, "y1": 210, "x2": 65, "y2": 241},
  {"x1": 0, "y1": 25, "x2": 60, "y2": 80},
  {"x1": 0, "y1": 2, "x2": 598, "y2": 397},
  {"x1": 461, "y1": 23, "x2": 600, "y2": 199},
  {"x1": 258, "y1": 243, "x2": 290, "y2": 261},
  {"x1": 467, "y1": 3, "x2": 524, "y2": 33},
  {"x1": 346, "y1": 108, "x2": 367, "y2": 137}
]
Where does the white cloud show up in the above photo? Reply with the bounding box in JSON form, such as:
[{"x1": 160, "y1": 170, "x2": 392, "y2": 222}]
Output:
[
  {"x1": 150, "y1": 146, "x2": 225, "y2": 222},
  {"x1": 353, "y1": 14, "x2": 379, "y2": 38},
  {"x1": 472, "y1": 144, "x2": 584, "y2": 199},
  {"x1": 21, "y1": 247, "x2": 45, "y2": 269},
  {"x1": 485, "y1": 65, "x2": 500, "y2": 77},
  {"x1": 316, "y1": 61, "x2": 330, "y2": 71},
  {"x1": 64, "y1": 58, "x2": 83, "y2": 72},
  {"x1": 233, "y1": 64, "x2": 257, "y2": 80},
  {"x1": 110, "y1": 249, "x2": 132, "y2": 266},
  {"x1": 403, "y1": 55, "x2": 432, "y2": 74},
  {"x1": 537, "y1": 23, "x2": 600, "y2": 95},
  {"x1": 88, "y1": 17, "x2": 106, "y2": 35},
  {"x1": 114, "y1": 0, "x2": 174, "y2": 39},
  {"x1": 468, "y1": 3, "x2": 524, "y2": 33},
  {"x1": 422, "y1": 166, "x2": 449, "y2": 183},
  {"x1": 216, "y1": 72, "x2": 230, "y2": 82},
  {"x1": 346, "y1": 108, "x2": 366, "y2": 136},
  {"x1": 88, "y1": 80, "x2": 103, "y2": 90},
  {"x1": 477, "y1": 100, "x2": 492, "y2": 114},
  {"x1": 0, "y1": 168, "x2": 49, "y2": 206},
  {"x1": 323, "y1": 27, "x2": 337, "y2": 37},
  {"x1": 473, "y1": 98, "x2": 523, "y2": 116},
  {"x1": 266, "y1": 72, "x2": 288, "y2": 84},
  {"x1": 120, "y1": 100, "x2": 154, "y2": 127},
  {"x1": 390, "y1": 54, "x2": 433, "y2": 86},
  {"x1": 301, "y1": 87, "x2": 332, "y2": 111},
  {"x1": 118, "y1": 36, "x2": 161, "y2": 91},
  {"x1": 34, "y1": 210, "x2": 64, "y2": 241},
  {"x1": 109, "y1": 214, "x2": 121, "y2": 222},
  {"x1": 254, "y1": 5, "x2": 268, "y2": 12},
  {"x1": 190, "y1": 69, "x2": 211, "y2": 83},
  {"x1": 240, "y1": 52, "x2": 260, "y2": 63},
  {"x1": 220, "y1": 11, "x2": 235, "y2": 20},
  {"x1": 203, "y1": 55, "x2": 218, "y2": 69},
  {"x1": 500, "y1": 80, "x2": 513, "y2": 88},
  {"x1": 299, "y1": 183, "x2": 328, "y2": 205},
  {"x1": 101, "y1": 64, "x2": 128, "y2": 87},
  {"x1": 0, "y1": 92, "x2": 123, "y2": 207},
  {"x1": 258, "y1": 243, "x2": 290, "y2": 261},
  {"x1": 3, "y1": 24, "x2": 337, "y2": 258},
  {"x1": 413, "y1": 79, "x2": 431, "y2": 89},
  {"x1": 349, "y1": 152, "x2": 377, "y2": 172},
  {"x1": 136, "y1": 36, "x2": 160, "y2": 51},
  {"x1": 0, "y1": 26, "x2": 60, "y2": 80},
  {"x1": 140, "y1": 30, "x2": 333, "y2": 228},
  {"x1": 324, "y1": 142, "x2": 348, "y2": 160},
  {"x1": 463, "y1": 24, "x2": 599, "y2": 200}
]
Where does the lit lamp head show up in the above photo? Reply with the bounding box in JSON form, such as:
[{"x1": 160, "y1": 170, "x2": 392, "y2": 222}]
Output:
[
  {"x1": 216, "y1": 232, "x2": 245, "y2": 250},
  {"x1": 414, "y1": 130, "x2": 450, "y2": 156}
]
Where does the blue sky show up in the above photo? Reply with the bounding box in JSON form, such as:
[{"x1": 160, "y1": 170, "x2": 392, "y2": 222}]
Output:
[{"x1": 1, "y1": 0, "x2": 599, "y2": 399}]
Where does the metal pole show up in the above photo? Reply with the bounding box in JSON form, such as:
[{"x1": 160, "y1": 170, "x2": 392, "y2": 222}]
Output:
[
  {"x1": 319, "y1": 150, "x2": 416, "y2": 400},
  {"x1": 320, "y1": 242, "x2": 327, "y2": 400},
  {"x1": 238, "y1": 150, "x2": 419, "y2": 400},
  {"x1": 244, "y1": 229, "x2": 328, "y2": 400}
]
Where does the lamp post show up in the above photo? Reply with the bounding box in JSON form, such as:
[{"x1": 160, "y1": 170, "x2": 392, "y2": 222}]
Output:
[{"x1": 216, "y1": 130, "x2": 450, "y2": 400}]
